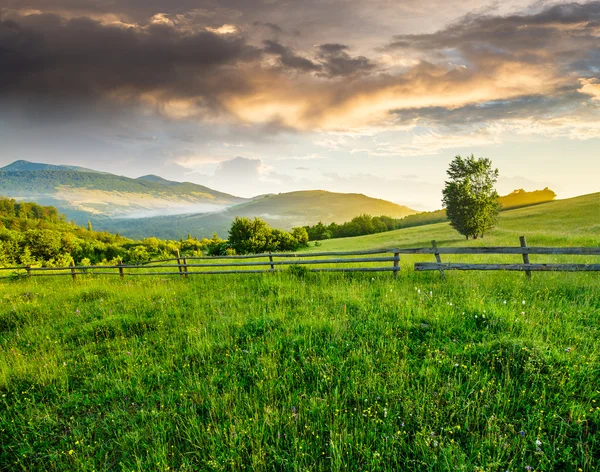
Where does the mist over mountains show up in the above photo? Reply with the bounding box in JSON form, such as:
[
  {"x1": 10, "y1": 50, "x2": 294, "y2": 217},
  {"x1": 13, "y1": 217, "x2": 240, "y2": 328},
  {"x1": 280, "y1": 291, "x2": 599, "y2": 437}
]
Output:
[{"x1": 0, "y1": 160, "x2": 417, "y2": 238}]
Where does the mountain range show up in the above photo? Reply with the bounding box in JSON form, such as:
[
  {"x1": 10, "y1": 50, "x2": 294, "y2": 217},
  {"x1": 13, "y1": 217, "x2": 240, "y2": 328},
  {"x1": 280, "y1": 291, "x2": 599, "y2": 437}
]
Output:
[{"x1": 0, "y1": 160, "x2": 417, "y2": 239}]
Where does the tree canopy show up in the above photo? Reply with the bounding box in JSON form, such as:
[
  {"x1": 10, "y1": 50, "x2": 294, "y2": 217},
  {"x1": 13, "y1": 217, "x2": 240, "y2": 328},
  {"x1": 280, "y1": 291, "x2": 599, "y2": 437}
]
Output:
[
  {"x1": 442, "y1": 155, "x2": 501, "y2": 240},
  {"x1": 227, "y1": 217, "x2": 309, "y2": 254}
]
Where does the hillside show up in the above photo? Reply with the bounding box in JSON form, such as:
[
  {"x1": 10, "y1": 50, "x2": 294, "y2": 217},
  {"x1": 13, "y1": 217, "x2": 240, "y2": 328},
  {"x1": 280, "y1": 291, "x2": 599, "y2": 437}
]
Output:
[
  {"x1": 306, "y1": 192, "x2": 600, "y2": 252},
  {"x1": 0, "y1": 161, "x2": 247, "y2": 220},
  {"x1": 100, "y1": 190, "x2": 418, "y2": 239}
]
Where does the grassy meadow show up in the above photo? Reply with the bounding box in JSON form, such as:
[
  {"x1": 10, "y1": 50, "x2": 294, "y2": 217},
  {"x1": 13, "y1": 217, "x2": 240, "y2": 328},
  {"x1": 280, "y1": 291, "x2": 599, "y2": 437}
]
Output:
[{"x1": 1, "y1": 193, "x2": 599, "y2": 471}]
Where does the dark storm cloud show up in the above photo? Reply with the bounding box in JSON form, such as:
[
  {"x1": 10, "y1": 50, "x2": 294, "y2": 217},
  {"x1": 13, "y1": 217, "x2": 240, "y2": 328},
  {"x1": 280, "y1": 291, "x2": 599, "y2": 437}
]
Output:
[
  {"x1": 0, "y1": 12, "x2": 259, "y2": 106},
  {"x1": 262, "y1": 40, "x2": 321, "y2": 72},
  {"x1": 262, "y1": 40, "x2": 376, "y2": 77},
  {"x1": 317, "y1": 43, "x2": 376, "y2": 77}
]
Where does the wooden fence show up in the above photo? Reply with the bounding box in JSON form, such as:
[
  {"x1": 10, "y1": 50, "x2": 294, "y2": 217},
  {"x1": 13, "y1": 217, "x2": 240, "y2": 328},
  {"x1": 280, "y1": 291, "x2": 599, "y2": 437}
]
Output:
[
  {"x1": 0, "y1": 237, "x2": 598, "y2": 280},
  {"x1": 413, "y1": 236, "x2": 600, "y2": 279}
]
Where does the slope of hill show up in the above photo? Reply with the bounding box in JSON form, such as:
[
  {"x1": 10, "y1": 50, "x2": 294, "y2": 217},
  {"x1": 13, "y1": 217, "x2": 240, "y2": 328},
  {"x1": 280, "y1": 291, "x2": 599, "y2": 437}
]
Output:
[
  {"x1": 0, "y1": 161, "x2": 247, "y2": 220},
  {"x1": 99, "y1": 190, "x2": 418, "y2": 239},
  {"x1": 306, "y1": 192, "x2": 600, "y2": 252}
]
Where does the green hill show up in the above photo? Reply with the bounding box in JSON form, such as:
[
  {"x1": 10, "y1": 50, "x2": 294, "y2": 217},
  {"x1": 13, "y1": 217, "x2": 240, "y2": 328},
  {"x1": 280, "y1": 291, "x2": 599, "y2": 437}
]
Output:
[
  {"x1": 0, "y1": 161, "x2": 247, "y2": 221},
  {"x1": 100, "y1": 190, "x2": 418, "y2": 239}
]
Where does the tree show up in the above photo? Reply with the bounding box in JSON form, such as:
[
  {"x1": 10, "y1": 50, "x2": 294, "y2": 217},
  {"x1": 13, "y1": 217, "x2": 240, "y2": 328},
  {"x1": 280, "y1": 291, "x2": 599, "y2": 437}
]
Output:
[
  {"x1": 228, "y1": 217, "x2": 273, "y2": 254},
  {"x1": 291, "y1": 227, "x2": 309, "y2": 248},
  {"x1": 442, "y1": 155, "x2": 501, "y2": 240}
]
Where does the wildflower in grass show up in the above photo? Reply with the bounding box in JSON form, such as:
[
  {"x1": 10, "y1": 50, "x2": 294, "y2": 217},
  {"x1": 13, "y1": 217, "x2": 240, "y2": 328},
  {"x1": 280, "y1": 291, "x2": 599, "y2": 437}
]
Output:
[
  {"x1": 75, "y1": 309, "x2": 80, "y2": 314},
  {"x1": 503, "y1": 300, "x2": 507, "y2": 304},
  {"x1": 536, "y1": 439, "x2": 542, "y2": 446},
  {"x1": 525, "y1": 466, "x2": 532, "y2": 471},
  {"x1": 522, "y1": 300, "x2": 526, "y2": 305},
  {"x1": 519, "y1": 430, "x2": 526, "y2": 436}
]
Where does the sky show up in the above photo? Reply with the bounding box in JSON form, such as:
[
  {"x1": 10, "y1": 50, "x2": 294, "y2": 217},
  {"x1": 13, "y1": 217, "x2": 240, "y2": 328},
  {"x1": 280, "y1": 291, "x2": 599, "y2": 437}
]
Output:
[{"x1": 1, "y1": 0, "x2": 599, "y2": 210}]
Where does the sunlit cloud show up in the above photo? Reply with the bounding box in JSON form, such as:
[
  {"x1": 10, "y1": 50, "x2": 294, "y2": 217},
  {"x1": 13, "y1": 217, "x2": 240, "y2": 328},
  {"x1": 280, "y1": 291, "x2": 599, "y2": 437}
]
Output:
[
  {"x1": 206, "y1": 24, "x2": 238, "y2": 35},
  {"x1": 578, "y1": 78, "x2": 600, "y2": 100}
]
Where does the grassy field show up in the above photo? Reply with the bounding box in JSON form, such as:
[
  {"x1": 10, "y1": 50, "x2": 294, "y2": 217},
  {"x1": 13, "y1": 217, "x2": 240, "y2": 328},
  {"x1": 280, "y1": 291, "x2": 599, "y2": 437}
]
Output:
[{"x1": 0, "y1": 193, "x2": 599, "y2": 471}]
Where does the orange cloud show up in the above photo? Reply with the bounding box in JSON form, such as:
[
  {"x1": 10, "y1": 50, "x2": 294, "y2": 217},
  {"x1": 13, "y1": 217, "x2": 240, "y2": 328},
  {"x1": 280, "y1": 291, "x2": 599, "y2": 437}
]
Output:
[{"x1": 578, "y1": 78, "x2": 600, "y2": 100}]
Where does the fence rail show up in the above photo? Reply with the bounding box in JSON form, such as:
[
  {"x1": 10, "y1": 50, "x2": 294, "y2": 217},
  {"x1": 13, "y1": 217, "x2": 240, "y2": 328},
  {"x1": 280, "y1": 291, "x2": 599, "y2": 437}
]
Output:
[{"x1": 1, "y1": 237, "x2": 599, "y2": 281}]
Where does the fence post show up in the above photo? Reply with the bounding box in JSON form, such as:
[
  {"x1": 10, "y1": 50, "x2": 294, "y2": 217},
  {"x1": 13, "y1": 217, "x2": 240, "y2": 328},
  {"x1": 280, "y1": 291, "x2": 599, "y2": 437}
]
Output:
[
  {"x1": 176, "y1": 249, "x2": 184, "y2": 277},
  {"x1": 183, "y1": 257, "x2": 189, "y2": 279},
  {"x1": 118, "y1": 258, "x2": 124, "y2": 279},
  {"x1": 70, "y1": 261, "x2": 77, "y2": 281},
  {"x1": 393, "y1": 251, "x2": 400, "y2": 279},
  {"x1": 432, "y1": 240, "x2": 445, "y2": 280},
  {"x1": 269, "y1": 252, "x2": 274, "y2": 271},
  {"x1": 520, "y1": 236, "x2": 531, "y2": 279}
]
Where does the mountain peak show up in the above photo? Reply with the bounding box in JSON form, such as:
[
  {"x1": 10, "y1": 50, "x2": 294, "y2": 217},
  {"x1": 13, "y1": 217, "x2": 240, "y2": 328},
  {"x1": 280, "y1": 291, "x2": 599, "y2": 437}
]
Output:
[
  {"x1": 1, "y1": 160, "x2": 101, "y2": 174},
  {"x1": 136, "y1": 174, "x2": 177, "y2": 185}
]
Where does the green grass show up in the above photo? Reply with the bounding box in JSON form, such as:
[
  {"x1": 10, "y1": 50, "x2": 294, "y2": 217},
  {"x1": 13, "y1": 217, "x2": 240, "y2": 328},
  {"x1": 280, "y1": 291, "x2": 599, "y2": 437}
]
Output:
[{"x1": 0, "y1": 193, "x2": 599, "y2": 471}]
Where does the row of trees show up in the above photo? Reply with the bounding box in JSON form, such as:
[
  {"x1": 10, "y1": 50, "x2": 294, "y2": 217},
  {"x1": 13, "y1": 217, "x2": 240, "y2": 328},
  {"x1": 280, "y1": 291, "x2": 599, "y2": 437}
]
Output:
[{"x1": 304, "y1": 215, "x2": 401, "y2": 241}]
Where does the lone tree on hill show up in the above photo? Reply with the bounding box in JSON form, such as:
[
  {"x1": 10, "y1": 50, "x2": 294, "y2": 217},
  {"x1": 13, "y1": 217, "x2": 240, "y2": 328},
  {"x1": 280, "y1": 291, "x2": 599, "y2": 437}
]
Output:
[{"x1": 442, "y1": 155, "x2": 501, "y2": 240}]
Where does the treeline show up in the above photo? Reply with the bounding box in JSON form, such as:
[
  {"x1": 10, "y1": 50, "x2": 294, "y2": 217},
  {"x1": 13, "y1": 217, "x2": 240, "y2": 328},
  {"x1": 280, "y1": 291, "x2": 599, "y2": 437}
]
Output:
[
  {"x1": 302, "y1": 213, "x2": 448, "y2": 241},
  {"x1": 0, "y1": 197, "x2": 308, "y2": 267},
  {"x1": 304, "y1": 188, "x2": 556, "y2": 241},
  {"x1": 0, "y1": 197, "x2": 215, "y2": 267},
  {"x1": 499, "y1": 188, "x2": 556, "y2": 209}
]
